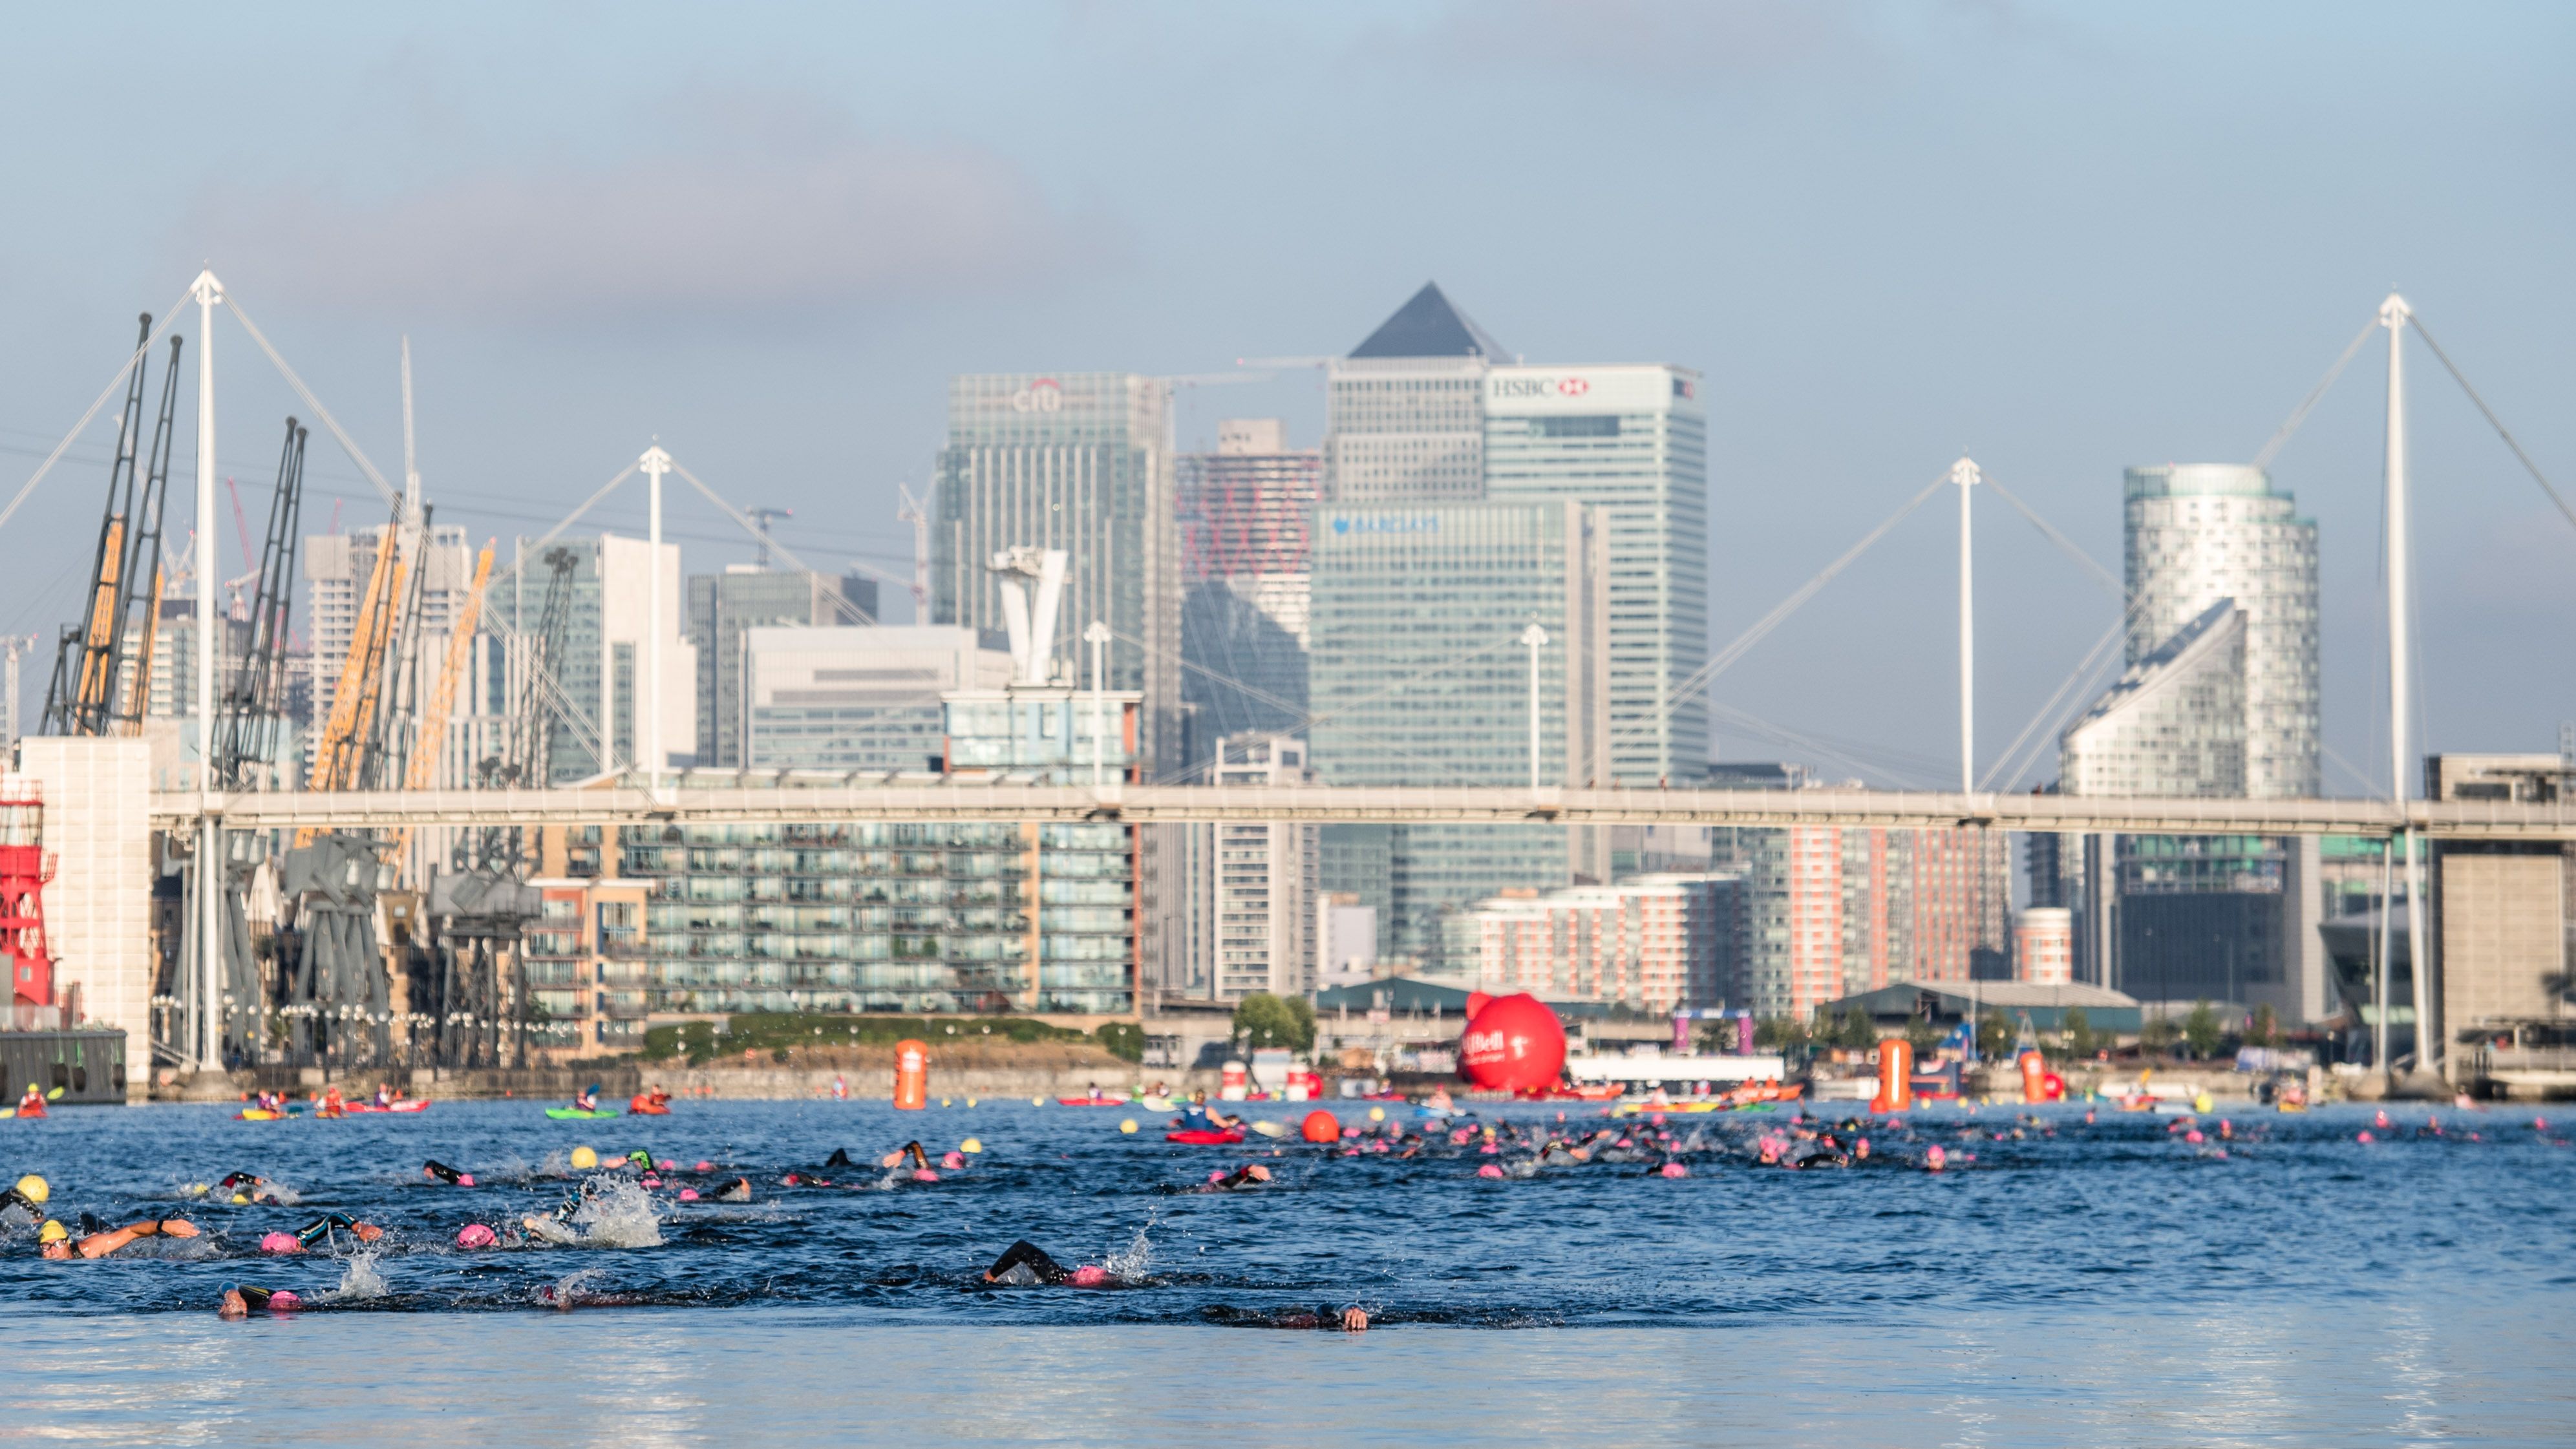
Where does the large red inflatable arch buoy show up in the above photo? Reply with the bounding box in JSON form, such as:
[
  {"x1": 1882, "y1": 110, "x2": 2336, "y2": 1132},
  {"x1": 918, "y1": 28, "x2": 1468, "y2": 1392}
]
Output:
[{"x1": 1460, "y1": 992, "x2": 1566, "y2": 1095}]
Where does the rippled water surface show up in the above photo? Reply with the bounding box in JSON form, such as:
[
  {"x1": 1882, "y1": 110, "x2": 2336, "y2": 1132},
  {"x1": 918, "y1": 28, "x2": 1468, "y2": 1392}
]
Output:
[{"x1": 3, "y1": 1097, "x2": 2571, "y2": 1444}]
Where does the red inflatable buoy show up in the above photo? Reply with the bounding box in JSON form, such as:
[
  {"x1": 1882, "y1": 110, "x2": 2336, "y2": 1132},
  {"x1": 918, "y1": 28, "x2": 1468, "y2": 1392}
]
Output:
[
  {"x1": 1301, "y1": 1110, "x2": 1340, "y2": 1143},
  {"x1": 1459, "y1": 992, "x2": 1566, "y2": 1095}
]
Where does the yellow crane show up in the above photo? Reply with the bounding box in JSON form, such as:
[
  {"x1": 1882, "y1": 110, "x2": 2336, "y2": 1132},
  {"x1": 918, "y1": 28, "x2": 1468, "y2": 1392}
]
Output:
[
  {"x1": 298, "y1": 527, "x2": 407, "y2": 845},
  {"x1": 391, "y1": 542, "x2": 494, "y2": 857}
]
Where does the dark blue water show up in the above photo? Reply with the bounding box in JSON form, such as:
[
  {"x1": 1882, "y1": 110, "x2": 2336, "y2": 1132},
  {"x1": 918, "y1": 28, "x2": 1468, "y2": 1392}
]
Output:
[{"x1": 5, "y1": 1097, "x2": 2570, "y2": 1326}]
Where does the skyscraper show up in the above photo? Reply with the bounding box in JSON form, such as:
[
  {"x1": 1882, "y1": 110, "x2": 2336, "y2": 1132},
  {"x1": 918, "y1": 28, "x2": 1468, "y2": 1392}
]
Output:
[
  {"x1": 1485, "y1": 364, "x2": 1708, "y2": 784},
  {"x1": 932, "y1": 373, "x2": 1180, "y2": 772},
  {"x1": 1176, "y1": 419, "x2": 1318, "y2": 765},
  {"x1": 1306, "y1": 498, "x2": 1610, "y2": 964},
  {"x1": 487, "y1": 533, "x2": 695, "y2": 783},
  {"x1": 687, "y1": 567, "x2": 878, "y2": 768},
  {"x1": 2123, "y1": 465, "x2": 2317, "y2": 799},
  {"x1": 1324, "y1": 283, "x2": 1508, "y2": 503}
]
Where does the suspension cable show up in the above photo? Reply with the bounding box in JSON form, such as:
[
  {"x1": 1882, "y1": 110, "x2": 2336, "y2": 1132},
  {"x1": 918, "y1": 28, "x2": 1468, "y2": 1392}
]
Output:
[
  {"x1": 2252, "y1": 315, "x2": 2378, "y2": 471},
  {"x1": 222, "y1": 295, "x2": 403, "y2": 509},
  {"x1": 0, "y1": 288, "x2": 192, "y2": 536},
  {"x1": 2407, "y1": 313, "x2": 2576, "y2": 538}
]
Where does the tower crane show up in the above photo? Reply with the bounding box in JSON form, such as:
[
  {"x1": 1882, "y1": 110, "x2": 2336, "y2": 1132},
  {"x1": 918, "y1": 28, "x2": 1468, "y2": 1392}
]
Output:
[{"x1": 43, "y1": 319, "x2": 184, "y2": 738}]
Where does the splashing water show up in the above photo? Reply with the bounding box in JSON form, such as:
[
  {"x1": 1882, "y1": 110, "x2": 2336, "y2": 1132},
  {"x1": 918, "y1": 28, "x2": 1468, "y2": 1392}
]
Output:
[
  {"x1": 1102, "y1": 1216, "x2": 1156, "y2": 1284},
  {"x1": 568, "y1": 1176, "x2": 663, "y2": 1247},
  {"x1": 538, "y1": 1267, "x2": 604, "y2": 1309},
  {"x1": 322, "y1": 1246, "x2": 389, "y2": 1302}
]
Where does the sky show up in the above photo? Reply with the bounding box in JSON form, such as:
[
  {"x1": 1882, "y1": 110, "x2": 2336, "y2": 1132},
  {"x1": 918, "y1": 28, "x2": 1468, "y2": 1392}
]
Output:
[{"x1": 0, "y1": 1, "x2": 2568, "y2": 791}]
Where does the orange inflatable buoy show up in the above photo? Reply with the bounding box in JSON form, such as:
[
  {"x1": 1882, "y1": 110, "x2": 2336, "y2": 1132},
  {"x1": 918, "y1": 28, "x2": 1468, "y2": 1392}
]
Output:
[
  {"x1": 1300, "y1": 1110, "x2": 1339, "y2": 1143},
  {"x1": 2019, "y1": 1050, "x2": 2047, "y2": 1105},
  {"x1": 893, "y1": 1039, "x2": 929, "y2": 1111},
  {"x1": 1871, "y1": 1038, "x2": 1913, "y2": 1113}
]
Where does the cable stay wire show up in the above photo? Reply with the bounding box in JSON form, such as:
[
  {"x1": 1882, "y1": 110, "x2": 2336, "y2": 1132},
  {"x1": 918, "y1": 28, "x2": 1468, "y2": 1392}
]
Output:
[
  {"x1": 0, "y1": 286, "x2": 193, "y2": 538},
  {"x1": 671, "y1": 460, "x2": 877, "y2": 626},
  {"x1": 1103, "y1": 624, "x2": 1474, "y2": 787},
  {"x1": 2253, "y1": 315, "x2": 2379, "y2": 471},
  {"x1": 1614, "y1": 467, "x2": 1952, "y2": 749},
  {"x1": 1978, "y1": 613, "x2": 2127, "y2": 793},
  {"x1": 1979, "y1": 474, "x2": 2121, "y2": 601},
  {"x1": 222, "y1": 294, "x2": 403, "y2": 511},
  {"x1": 2407, "y1": 313, "x2": 2576, "y2": 540},
  {"x1": 1705, "y1": 703, "x2": 1943, "y2": 790}
]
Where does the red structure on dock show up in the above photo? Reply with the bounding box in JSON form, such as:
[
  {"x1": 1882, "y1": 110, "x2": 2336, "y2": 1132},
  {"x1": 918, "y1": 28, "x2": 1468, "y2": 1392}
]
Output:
[{"x1": 0, "y1": 776, "x2": 57, "y2": 1010}]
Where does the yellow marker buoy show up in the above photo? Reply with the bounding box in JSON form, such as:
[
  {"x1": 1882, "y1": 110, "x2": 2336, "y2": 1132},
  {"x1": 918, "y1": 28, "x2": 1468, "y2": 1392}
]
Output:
[
  {"x1": 960, "y1": 1137, "x2": 983, "y2": 1154},
  {"x1": 1032, "y1": 1097, "x2": 1045, "y2": 1106},
  {"x1": 966, "y1": 1097, "x2": 977, "y2": 1107},
  {"x1": 941, "y1": 1097, "x2": 952, "y2": 1108},
  {"x1": 1367, "y1": 1106, "x2": 1386, "y2": 1122},
  {"x1": 1118, "y1": 1119, "x2": 1138, "y2": 1134},
  {"x1": 2193, "y1": 1093, "x2": 2214, "y2": 1114},
  {"x1": 570, "y1": 1145, "x2": 599, "y2": 1169}
]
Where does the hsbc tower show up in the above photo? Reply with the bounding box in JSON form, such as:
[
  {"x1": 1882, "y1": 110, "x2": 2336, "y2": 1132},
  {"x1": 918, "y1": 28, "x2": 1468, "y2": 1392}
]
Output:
[{"x1": 1484, "y1": 363, "x2": 1708, "y2": 789}]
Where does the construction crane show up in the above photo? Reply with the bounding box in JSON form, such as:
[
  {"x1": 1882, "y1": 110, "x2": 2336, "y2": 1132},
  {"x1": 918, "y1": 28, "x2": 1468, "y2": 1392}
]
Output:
[
  {"x1": 392, "y1": 540, "x2": 493, "y2": 857},
  {"x1": 211, "y1": 419, "x2": 307, "y2": 791},
  {"x1": 43, "y1": 319, "x2": 184, "y2": 737},
  {"x1": 747, "y1": 506, "x2": 791, "y2": 569}
]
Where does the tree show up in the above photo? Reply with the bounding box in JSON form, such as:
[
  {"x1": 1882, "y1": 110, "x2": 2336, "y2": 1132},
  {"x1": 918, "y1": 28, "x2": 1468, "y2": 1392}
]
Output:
[
  {"x1": 1753, "y1": 1016, "x2": 1810, "y2": 1052},
  {"x1": 2181, "y1": 999, "x2": 2223, "y2": 1059},
  {"x1": 2248, "y1": 1004, "x2": 2279, "y2": 1049},
  {"x1": 2140, "y1": 1015, "x2": 2181, "y2": 1057},
  {"x1": 1975, "y1": 1012, "x2": 2014, "y2": 1061},
  {"x1": 1904, "y1": 1017, "x2": 1943, "y2": 1055},
  {"x1": 2060, "y1": 1007, "x2": 2095, "y2": 1059},
  {"x1": 1835, "y1": 1011, "x2": 1878, "y2": 1050},
  {"x1": 1232, "y1": 992, "x2": 1314, "y2": 1053}
]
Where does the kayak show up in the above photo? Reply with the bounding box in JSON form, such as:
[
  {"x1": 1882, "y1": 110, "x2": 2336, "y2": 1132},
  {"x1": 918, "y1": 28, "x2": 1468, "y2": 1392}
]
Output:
[
  {"x1": 233, "y1": 1108, "x2": 290, "y2": 1121},
  {"x1": 343, "y1": 1101, "x2": 431, "y2": 1114},
  {"x1": 1165, "y1": 1129, "x2": 1244, "y2": 1145},
  {"x1": 546, "y1": 1107, "x2": 622, "y2": 1119},
  {"x1": 1057, "y1": 1097, "x2": 1127, "y2": 1106},
  {"x1": 628, "y1": 1105, "x2": 670, "y2": 1116}
]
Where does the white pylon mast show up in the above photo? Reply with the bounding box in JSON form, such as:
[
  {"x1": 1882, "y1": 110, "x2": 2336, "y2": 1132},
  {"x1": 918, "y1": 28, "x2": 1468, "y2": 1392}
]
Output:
[
  {"x1": 1953, "y1": 456, "x2": 1981, "y2": 794},
  {"x1": 400, "y1": 336, "x2": 421, "y2": 524},
  {"x1": 640, "y1": 445, "x2": 673, "y2": 792},
  {"x1": 1520, "y1": 622, "x2": 1549, "y2": 790},
  {"x1": 2381, "y1": 293, "x2": 2433, "y2": 1081},
  {"x1": 191, "y1": 269, "x2": 222, "y2": 1073}
]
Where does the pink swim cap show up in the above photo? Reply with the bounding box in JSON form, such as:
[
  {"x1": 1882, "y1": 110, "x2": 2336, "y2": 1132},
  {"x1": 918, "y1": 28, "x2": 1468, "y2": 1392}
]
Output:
[
  {"x1": 695, "y1": 1161, "x2": 712, "y2": 1172},
  {"x1": 1659, "y1": 1162, "x2": 1689, "y2": 1178},
  {"x1": 1476, "y1": 1163, "x2": 1505, "y2": 1178},
  {"x1": 911, "y1": 1169, "x2": 939, "y2": 1183},
  {"x1": 455, "y1": 1223, "x2": 496, "y2": 1249},
  {"x1": 2185, "y1": 1130, "x2": 2204, "y2": 1144},
  {"x1": 267, "y1": 1291, "x2": 301, "y2": 1310},
  {"x1": 1068, "y1": 1265, "x2": 1109, "y2": 1286},
  {"x1": 457, "y1": 1173, "x2": 476, "y2": 1187},
  {"x1": 941, "y1": 1152, "x2": 964, "y2": 1170},
  {"x1": 677, "y1": 1188, "x2": 699, "y2": 1201},
  {"x1": 658, "y1": 1159, "x2": 677, "y2": 1170}
]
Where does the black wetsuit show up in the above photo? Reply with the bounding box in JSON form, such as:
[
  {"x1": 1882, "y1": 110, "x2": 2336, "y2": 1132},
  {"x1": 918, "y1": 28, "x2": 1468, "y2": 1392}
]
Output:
[
  {"x1": 423, "y1": 1160, "x2": 466, "y2": 1185},
  {"x1": 824, "y1": 1148, "x2": 857, "y2": 1169},
  {"x1": 295, "y1": 1212, "x2": 367, "y2": 1249},
  {"x1": 985, "y1": 1240, "x2": 1072, "y2": 1284},
  {"x1": 0, "y1": 1186, "x2": 41, "y2": 1219},
  {"x1": 233, "y1": 1285, "x2": 290, "y2": 1310}
]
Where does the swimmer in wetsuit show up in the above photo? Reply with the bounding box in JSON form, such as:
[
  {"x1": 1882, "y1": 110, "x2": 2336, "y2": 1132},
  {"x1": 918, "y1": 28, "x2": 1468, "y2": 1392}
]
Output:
[
  {"x1": 217, "y1": 1285, "x2": 302, "y2": 1318},
  {"x1": 42, "y1": 1216, "x2": 200, "y2": 1260},
  {"x1": 421, "y1": 1159, "x2": 474, "y2": 1186},
  {"x1": 1205, "y1": 1164, "x2": 1272, "y2": 1191},
  {"x1": 981, "y1": 1240, "x2": 1111, "y2": 1287},
  {"x1": 264, "y1": 1212, "x2": 384, "y2": 1253},
  {"x1": 880, "y1": 1141, "x2": 931, "y2": 1170},
  {"x1": 1204, "y1": 1304, "x2": 1369, "y2": 1331},
  {"x1": 218, "y1": 1171, "x2": 291, "y2": 1204},
  {"x1": 1, "y1": 1173, "x2": 47, "y2": 1223}
]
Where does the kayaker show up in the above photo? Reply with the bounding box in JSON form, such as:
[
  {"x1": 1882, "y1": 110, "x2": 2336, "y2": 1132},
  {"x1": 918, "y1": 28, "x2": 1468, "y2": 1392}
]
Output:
[
  {"x1": 43, "y1": 1215, "x2": 200, "y2": 1260},
  {"x1": 573, "y1": 1083, "x2": 601, "y2": 1113},
  {"x1": 218, "y1": 1285, "x2": 302, "y2": 1317},
  {"x1": 980, "y1": 1240, "x2": 1112, "y2": 1287},
  {"x1": 1175, "y1": 1091, "x2": 1240, "y2": 1134},
  {"x1": 16, "y1": 1083, "x2": 47, "y2": 1118},
  {"x1": 316, "y1": 1086, "x2": 346, "y2": 1119},
  {"x1": 372, "y1": 1083, "x2": 394, "y2": 1108},
  {"x1": 422, "y1": 1159, "x2": 475, "y2": 1187},
  {"x1": 628, "y1": 1086, "x2": 672, "y2": 1115}
]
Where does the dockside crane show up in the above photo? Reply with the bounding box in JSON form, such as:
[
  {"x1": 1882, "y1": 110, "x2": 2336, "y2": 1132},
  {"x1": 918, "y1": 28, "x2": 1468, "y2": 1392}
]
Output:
[
  {"x1": 42, "y1": 318, "x2": 184, "y2": 738},
  {"x1": 211, "y1": 419, "x2": 307, "y2": 791}
]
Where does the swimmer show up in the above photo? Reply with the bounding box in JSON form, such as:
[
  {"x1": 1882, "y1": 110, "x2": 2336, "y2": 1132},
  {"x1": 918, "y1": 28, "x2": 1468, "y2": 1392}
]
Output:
[
  {"x1": 1204, "y1": 1164, "x2": 1273, "y2": 1192},
  {"x1": 981, "y1": 1240, "x2": 1112, "y2": 1287},
  {"x1": 824, "y1": 1147, "x2": 858, "y2": 1169},
  {"x1": 42, "y1": 1216, "x2": 200, "y2": 1260},
  {"x1": 1206, "y1": 1304, "x2": 1369, "y2": 1331},
  {"x1": 1, "y1": 1173, "x2": 47, "y2": 1222},
  {"x1": 218, "y1": 1172, "x2": 289, "y2": 1205},
  {"x1": 218, "y1": 1285, "x2": 302, "y2": 1318},
  {"x1": 880, "y1": 1141, "x2": 932, "y2": 1172},
  {"x1": 422, "y1": 1159, "x2": 476, "y2": 1187},
  {"x1": 714, "y1": 1177, "x2": 752, "y2": 1203},
  {"x1": 266, "y1": 1211, "x2": 383, "y2": 1253}
]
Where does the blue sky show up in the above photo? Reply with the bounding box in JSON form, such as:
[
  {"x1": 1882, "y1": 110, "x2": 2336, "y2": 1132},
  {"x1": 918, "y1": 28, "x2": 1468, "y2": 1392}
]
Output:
[{"x1": 0, "y1": 1, "x2": 2568, "y2": 787}]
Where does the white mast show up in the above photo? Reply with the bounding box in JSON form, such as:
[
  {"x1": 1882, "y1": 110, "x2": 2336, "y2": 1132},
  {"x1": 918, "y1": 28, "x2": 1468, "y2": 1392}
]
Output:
[
  {"x1": 1084, "y1": 619, "x2": 1112, "y2": 786},
  {"x1": 1520, "y1": 623, "x2": 1549, "y2": 790},
  {"x1": 2381, "y1": 293, "x2": 2434, "y2": 1083},
  {"x1": 1952, "y1": 456, "x2": 1981, "y2": 794},
  {"x1": 191, "y1": 269, "x2": 222, "y2": 1072},
  {"x1": 639, "y1": 445, "x2": 673, "y2": 790}
]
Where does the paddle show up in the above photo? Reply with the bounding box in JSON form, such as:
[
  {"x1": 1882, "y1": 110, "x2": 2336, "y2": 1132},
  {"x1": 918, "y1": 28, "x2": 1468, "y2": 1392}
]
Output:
[{"x1": 1246, "y1": 1120, "x2": 1290, "y2": 1139}]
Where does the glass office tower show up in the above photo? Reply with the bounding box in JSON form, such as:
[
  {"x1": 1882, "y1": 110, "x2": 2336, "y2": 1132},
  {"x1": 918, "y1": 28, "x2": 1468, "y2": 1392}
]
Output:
[{"x1": 1484, "y1": 363, "x2": 1708, "y2": 785}]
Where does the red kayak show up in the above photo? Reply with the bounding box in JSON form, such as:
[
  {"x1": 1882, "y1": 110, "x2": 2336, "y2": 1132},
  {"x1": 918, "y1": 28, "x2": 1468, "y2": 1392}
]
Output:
[
  {"x1": 341, "y1": 1100, "x2": 431, "y2": 1114},
  {"x1": 1058, "y1": 1097, "x2": 1126, "y2": 1106},
  {"x1": 1165, "y1": 1129, "x2": 1244, "y2": 1145}
]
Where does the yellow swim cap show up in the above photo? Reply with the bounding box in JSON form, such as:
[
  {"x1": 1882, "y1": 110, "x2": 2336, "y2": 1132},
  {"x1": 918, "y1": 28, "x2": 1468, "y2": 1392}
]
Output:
[
  {"x1": 230, "y1": 1194, "x2": 249, "y2": 1205},
  {"x1": 1367, "y1": 1107, "x2": 1386, "y2": 1123},
  {"x1": 1118, "y1": 1119, "x2": 1138, "y2": 1134},
  {"x1": 16, "y1": 1174, "x2": 47, "y2": 1205},
  {"x1": 966, "y1": 1097, "x2": 977, "y2": 1107},
  {"x1": 1032, "y1": 1097, "x2": 1044, "y2": 1106},
  {"x1": 959, "y1": 1138, "x2": 983, "y2": 1154},
  {"x1": 37, "y1": 1220, "x2": 66, "y2": 1243},
  {"x1": 569, "y1": 1145, "x2": 599, "y2": 1169}
]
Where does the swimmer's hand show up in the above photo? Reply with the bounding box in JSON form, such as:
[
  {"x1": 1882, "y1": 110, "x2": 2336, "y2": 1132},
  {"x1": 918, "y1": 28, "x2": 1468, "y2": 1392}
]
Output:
[{"x1": 158, "y1": 1219, "x2": 200, "y2": 1238}]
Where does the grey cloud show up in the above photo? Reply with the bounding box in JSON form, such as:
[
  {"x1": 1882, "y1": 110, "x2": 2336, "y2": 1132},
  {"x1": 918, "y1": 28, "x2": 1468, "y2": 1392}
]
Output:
[{"x1": 184, "y1": 124, "x2": 1112, "y2": 328}]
